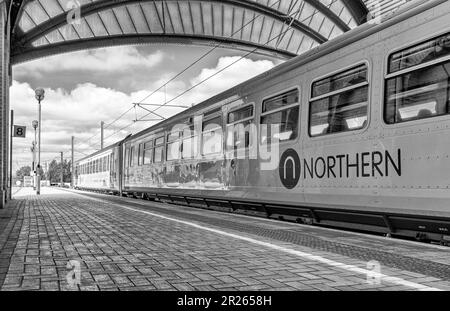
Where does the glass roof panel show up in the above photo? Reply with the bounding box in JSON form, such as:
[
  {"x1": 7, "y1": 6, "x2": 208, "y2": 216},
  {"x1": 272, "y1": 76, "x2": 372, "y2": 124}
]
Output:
[
  {"x1": 127, "y1": 4, "x2": 152, "y2": 34},
  {"x1": 98, "y1": 10, "x2": 123, "y2": 35},
  {"x1": 112, "y1": 7, "x2": 137, "y2": 35},
  {"x1": 59, "y1": 24, "x2": 81, "y2": 41},
  {"x1": 140, "y1": 2, "x2": 164, "y2": 34},
  {"x1": 19, "y1": 13, "x2": 36, "y2": 33},
  {"x1": 178, "y1": 2, "x2": 195, "y2": 35},
  {"x1": 39, "y1": 0, "x2": 65, "y2": 18},
  {"x1": 166, "y1": 2, "x2": 184, "y2": 34},
  {"x1": 85, "y1": 13, "x2": 109, "y2": 37},
  {"x1": 24, "y1": 1, "x2": 50, "y2": 25}
]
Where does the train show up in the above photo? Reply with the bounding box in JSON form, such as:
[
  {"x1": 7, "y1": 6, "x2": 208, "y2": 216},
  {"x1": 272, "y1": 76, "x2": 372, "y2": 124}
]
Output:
[{"x1": 75, "y1": 0, "x2": 450, "y2": 243}]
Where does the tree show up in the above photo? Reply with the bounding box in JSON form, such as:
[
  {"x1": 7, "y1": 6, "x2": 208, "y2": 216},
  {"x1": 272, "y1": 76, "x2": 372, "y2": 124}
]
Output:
[
  {"x1": 46, "y1": 159, "x2": 72, "y2": 184},
  {"x1": 15, "y1": 165, "x2": 44, "y2": 184},
  {"x1": 16, "y1": 166, "x2": 31, "y2": 182}
]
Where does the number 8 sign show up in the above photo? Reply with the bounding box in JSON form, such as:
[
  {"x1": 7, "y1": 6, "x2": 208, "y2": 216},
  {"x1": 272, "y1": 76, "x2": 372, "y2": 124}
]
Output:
[{"x1": 13, "y1": 126, "x2": 26, "y2": 138}]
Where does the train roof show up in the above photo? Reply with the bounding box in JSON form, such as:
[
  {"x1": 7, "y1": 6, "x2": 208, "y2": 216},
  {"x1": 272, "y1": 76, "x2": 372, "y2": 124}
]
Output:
[
  {"x1": 76, "y1": 0, "x2": 442, "y2": 164},
  {"x1": 75, "y1": 139, "x2": 124, "y2": 163}
]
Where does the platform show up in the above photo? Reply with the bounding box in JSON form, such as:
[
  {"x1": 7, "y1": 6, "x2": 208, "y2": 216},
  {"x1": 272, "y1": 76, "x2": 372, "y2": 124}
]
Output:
[{"x1": 0, "y1": 187, "x2": 449, "y2": 291}]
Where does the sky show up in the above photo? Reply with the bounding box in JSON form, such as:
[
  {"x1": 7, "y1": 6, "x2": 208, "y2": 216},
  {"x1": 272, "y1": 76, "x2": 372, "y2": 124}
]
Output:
[{"x1": 11, "y1": 44, "x2": 283, "y2": 172}]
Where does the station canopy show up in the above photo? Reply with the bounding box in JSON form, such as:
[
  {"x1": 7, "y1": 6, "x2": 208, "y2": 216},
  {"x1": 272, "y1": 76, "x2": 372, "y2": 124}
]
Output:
[{"x1": 9, "y1": 0, "x2": 368, "y2": 64}]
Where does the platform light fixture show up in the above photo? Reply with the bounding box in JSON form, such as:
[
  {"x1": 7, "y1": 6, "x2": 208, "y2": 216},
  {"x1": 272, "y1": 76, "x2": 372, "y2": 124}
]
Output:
[{"x1": 35, "y1": 88, "x2": 45, "y2": 195}]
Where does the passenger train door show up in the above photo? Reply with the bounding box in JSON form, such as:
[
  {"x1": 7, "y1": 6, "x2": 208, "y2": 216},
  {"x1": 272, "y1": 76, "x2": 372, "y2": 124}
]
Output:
[{"x1": 224, "y1": 99, "x2": 257, "y2": 189}]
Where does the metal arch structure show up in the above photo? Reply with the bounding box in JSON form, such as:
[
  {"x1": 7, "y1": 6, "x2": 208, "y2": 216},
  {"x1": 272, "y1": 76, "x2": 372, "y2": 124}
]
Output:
[{"x1": 7, "y1": 0, "x2": 368, "y2": 65}]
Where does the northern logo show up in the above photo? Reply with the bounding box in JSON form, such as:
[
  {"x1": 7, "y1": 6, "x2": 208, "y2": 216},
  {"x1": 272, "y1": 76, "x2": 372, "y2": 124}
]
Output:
[{"x1": 279, "y1": 149, "x2": 300, "y2": 189}]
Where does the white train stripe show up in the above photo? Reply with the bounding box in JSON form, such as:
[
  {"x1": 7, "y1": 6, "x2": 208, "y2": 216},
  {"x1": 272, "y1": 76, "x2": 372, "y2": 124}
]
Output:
[{"x1": 81, "y1": 192, "x2": 442, "y2": 291}]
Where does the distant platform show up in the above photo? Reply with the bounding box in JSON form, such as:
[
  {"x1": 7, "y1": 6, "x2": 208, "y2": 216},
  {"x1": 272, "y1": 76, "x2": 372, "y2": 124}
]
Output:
[{"x1": 0, "y1": 187, "x2": 449, "y2": 291}]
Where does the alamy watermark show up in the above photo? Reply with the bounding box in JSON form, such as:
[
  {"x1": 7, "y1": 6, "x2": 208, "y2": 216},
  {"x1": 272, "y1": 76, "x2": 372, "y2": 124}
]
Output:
[
  {"x1": 366, "y1": 260, "x2": 382, "y2": 285},
  {"x1": 67, "y1": 0, "x2": 81, "y2": 25},
  {"x1": 66, "y1": 260, "x2": 81, "y2": 288}
]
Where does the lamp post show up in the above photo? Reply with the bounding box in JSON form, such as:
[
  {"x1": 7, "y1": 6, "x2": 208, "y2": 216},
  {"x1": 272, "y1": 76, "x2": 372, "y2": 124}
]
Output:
[
  {"x1": 32, "y1": 120, "x2": 38, "y2": 190},
  {"x1": 35, "y1": 88, "x2": 45, "y2": 195}
]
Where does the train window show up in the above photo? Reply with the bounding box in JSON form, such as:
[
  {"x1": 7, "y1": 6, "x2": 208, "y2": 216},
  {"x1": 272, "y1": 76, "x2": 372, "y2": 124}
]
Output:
[
  {"x1": 129, "y1": 146, "x2": 135, "y2": 167},
  {"x1": 124, "y1": 147, "x2": 130, "y2": 167},
  {"x1": 143, "y1": 141, "x2": 153, "y2": 165},
  {"x1": 166, "y1": 131, "x2": 181, "y2": 161},
  {"x1": 155, "y1": 137, "x2": 165, "y2": 146},
  {"x1": 227, "y1": 105, "x2": 255, "y2": 150},
  {"x1": 182, "y1": 135, "x2": 198, "y2": 159},
  {"x1": 181, "y1": 124, "x2": 197, "y2": 159},
  {"x1": 310, "y1": 65, "x2": 368, "y2": 137},
  {"x1": 385, "y1": 33, "x2": 450, "y2": 124},
  {"x1": 261, "y1": 89, "x2": 299, "y2": 144},
  {"x1": 228, "y1": 106, "x2": 253, "y2": 123},
  {"x1": 167, "y1": 141, "x2": 180, "y2": 161},
  {"x1": 389, "y1": 33, "x2": 450, "y2": 73},
  {"x1": 167, "y1": 131, "x2": 180, "y2": 142},
  {"x1": 154, "y1": 136, "x2": 165, "y2": 163},
  {"x1": 202, "y1": 115, "x2": 223, "y2": 155},
  {"x1": 154, "y1": 147, "x2": 164, "y2": 163},
  {"x1": 137, "y1": 144, "x2": 143, "y2": 166}
]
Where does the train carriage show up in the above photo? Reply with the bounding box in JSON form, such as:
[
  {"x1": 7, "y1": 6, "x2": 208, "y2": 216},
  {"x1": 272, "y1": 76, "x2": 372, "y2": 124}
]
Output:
[
  {"x1": 74, "y1": 142, "x2": 121, "y2": 194},
  {"x1": 76, "y1": 0, "x2": 450, "y2": 243}
]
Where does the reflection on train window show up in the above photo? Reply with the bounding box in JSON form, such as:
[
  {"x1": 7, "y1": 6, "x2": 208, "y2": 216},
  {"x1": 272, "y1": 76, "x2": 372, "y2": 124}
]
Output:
[
  {"x1": 202, "y1": 115, "x2": 223, "y2": 155},
  {"x1": 389, "y1": 33, "x2": 450, "y2": 73},
  {"x1": 310, "y1": 64, "x2": 368, "y2": 137},
  {"x1": 183, "y1": 135, "x2": 198, "y2": 159},
  {"x1": 167, "y1": 131, "x2": 181, "y2": 161},
  {"x1": 261, "y1": 89, "x2": 299, "y2": 144},
  {"x1": 129, "y1": 146, "x2": 135, "y2": 167},
  {"x1": 385, "y1": 33, "x2": 450, "y2": 124},
  {"x1": 228, "y1": 106, "x2": 253, "y2": 123},
  {"x1": 154, "y1": 136, "x2": 165, "y2": 163},
  {"x1": 137, "y1": 144, "x2": 142, "y2": 166},
  {"x1": 155, "y1": 137, "x2": 165, "y2": 146},
  {"x1": 167, "y1": 141, "x2": 180, "y2": 161},
  {"x1": 143, "y1": 141, "x2": 153, "y2": 165},
  {"x1": 154, "y1": 147, "x2": 164, "y2": 163},
  {"x1": 227, "y1": 105, "x2": 254, "y2": 150}
]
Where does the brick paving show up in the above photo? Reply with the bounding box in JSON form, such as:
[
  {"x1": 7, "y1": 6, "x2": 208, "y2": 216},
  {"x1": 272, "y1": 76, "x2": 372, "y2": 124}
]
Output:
[{"x1": 0, "y1": 187, "x2": 449, "y2": 291}]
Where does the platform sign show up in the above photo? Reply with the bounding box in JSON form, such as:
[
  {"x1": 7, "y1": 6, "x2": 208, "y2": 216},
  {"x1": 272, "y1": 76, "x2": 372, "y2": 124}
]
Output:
[
  {"x1": 13, "y1": 125, "x2": 26, "y2": 138},
  {"x1": 23, "y1": 176, "x2": 33, "y2": 187}
]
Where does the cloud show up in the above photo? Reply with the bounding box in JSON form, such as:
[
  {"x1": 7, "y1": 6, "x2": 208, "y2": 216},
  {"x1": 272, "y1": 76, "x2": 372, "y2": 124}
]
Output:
[
  {"x1": 14, "y1": 46, "x2": 164, "y2": 75},
  {"x1": 186, "y1": 56, "x2": 275, "y2": 104}
]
